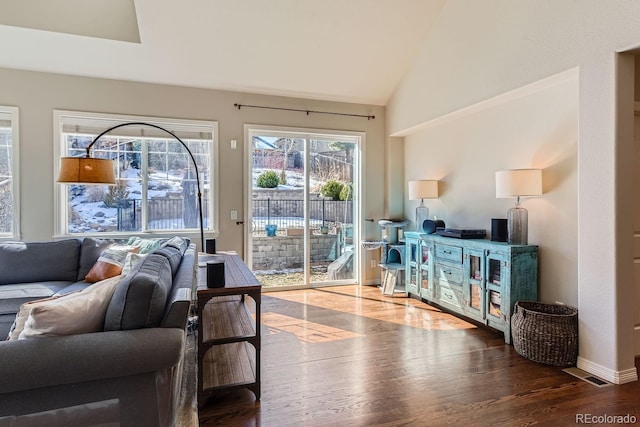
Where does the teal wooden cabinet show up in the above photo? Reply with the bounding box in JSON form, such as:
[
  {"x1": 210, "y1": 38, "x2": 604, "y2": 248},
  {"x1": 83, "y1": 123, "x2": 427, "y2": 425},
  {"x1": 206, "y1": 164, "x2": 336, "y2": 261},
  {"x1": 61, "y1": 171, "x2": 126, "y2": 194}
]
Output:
[{"x1": 404, "y1": 232, "x2": 538, "y2": 344}]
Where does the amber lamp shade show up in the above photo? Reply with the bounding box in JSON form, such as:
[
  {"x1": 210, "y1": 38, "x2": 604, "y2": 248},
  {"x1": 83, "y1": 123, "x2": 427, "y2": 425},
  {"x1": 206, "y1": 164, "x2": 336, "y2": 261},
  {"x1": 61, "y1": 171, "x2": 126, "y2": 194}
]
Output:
[{"x1": 57, "y1": 157, "x2": 116, "y2": 185}]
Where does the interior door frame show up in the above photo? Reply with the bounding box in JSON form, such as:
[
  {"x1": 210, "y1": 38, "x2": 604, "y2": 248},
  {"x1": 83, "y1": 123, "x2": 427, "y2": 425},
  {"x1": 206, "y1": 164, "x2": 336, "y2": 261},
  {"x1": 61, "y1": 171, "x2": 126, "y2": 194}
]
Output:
[{"x1": 243, "y1": 124, "x2": 365, "y2": 289}]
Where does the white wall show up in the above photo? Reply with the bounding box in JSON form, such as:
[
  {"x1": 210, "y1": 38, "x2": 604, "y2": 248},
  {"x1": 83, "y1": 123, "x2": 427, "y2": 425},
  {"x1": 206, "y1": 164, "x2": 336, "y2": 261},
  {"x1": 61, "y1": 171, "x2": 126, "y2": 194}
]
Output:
[
  {"x1": 0, "y1": 67, "x2": 385, "y2": 281},
  {"x1": 387, "y1": 0, "x2": 640, "y2": 383},
  {"x1": 404, "y1": 70, "x2": 578, "y2": 307}
]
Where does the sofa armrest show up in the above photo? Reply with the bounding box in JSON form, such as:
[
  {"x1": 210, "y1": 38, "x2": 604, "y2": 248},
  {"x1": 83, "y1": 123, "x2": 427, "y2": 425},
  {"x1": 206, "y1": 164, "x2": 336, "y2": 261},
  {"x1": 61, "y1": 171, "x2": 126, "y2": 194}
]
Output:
[{"x1": 0, "y1": 328, "x2": 184, "y2": 394}]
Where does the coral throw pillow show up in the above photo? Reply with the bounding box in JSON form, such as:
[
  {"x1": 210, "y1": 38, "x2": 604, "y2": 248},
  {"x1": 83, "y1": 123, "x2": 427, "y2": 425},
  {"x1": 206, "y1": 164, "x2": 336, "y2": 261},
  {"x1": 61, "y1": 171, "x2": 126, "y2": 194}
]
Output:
[{"x1": 84, "y1": 245, "x2": 140, "y2": 283}]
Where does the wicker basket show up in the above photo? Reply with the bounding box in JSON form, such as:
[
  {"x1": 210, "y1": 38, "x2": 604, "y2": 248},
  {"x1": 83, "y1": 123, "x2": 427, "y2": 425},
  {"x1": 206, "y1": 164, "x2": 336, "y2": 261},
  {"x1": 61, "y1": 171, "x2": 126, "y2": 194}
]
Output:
[{"x1": 511, "y1": 301, "x2": 578, "y2": 367}]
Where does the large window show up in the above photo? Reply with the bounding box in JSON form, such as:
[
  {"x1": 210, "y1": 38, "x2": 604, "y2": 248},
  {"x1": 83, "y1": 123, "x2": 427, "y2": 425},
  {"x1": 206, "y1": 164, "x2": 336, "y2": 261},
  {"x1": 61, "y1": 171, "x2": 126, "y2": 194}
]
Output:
[
  {"x1": 54, "y1": 111, "x2": 217, "y2": 239},
  {"x1": 0, "y1": 106, "x2": 19, "y2": 239}
]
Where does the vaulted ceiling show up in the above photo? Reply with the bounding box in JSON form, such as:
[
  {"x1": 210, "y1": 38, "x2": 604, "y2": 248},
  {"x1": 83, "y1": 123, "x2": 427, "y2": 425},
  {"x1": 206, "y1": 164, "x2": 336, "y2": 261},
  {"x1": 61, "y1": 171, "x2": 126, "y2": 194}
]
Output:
[{"x1": 0, "y1": 0, "x2": 445, "y2": 105}]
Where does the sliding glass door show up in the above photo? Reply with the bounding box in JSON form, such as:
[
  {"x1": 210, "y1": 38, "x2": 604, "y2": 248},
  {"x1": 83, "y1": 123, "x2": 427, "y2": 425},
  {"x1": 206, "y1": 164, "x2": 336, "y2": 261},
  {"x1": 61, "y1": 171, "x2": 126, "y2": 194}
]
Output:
[{"x1": 246, "y1": 126, "x2": 361, "y2": 290}]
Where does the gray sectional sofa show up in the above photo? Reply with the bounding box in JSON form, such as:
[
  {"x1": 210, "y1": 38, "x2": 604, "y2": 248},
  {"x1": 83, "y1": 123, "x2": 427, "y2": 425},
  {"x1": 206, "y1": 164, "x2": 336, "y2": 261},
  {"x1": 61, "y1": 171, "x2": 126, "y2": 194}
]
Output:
[{"x1": 0, "y1": 237, "x2": 197, "y2": 427}]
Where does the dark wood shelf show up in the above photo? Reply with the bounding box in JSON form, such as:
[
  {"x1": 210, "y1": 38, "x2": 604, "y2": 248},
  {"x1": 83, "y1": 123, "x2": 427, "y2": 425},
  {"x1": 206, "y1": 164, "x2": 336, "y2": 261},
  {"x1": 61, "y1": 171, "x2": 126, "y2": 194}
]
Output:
[
  {"x1": 197, "y1": 252, "x2": 261, "y2": 408},
  {"x1": 200, "y1": 295, "x2": 256, "y2": 343},
  {"x1": 201, "y1": 341, "x2": 256, "y2": 390}
]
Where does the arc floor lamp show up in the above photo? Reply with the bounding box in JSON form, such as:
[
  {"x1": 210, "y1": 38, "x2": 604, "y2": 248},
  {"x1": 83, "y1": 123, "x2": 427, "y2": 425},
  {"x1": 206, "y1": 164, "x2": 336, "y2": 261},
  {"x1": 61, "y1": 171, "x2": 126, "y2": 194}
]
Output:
[{"x1": 57, "y1": 122, "x2": 205, "y2": 249}]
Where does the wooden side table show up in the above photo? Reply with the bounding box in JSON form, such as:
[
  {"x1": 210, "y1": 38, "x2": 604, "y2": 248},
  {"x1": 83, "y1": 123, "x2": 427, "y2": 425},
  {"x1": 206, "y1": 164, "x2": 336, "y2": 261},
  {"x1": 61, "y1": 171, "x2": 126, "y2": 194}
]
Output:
[{"x1": 196, "y1": 252, "x2": 261, "y2": 407}]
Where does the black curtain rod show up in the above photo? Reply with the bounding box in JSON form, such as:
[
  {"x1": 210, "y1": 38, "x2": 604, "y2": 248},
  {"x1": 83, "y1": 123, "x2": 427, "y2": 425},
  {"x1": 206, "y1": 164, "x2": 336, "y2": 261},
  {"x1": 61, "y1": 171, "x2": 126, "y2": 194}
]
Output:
[{"x1": 234, "y1": 103, "x2": 375, "y2": 120}]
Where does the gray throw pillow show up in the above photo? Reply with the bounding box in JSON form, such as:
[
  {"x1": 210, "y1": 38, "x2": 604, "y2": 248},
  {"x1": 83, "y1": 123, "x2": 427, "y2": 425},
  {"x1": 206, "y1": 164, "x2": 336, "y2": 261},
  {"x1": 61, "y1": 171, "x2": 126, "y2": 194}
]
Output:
[{"x1": 103, "y1": 254, "x2": 173, "y2": 330}]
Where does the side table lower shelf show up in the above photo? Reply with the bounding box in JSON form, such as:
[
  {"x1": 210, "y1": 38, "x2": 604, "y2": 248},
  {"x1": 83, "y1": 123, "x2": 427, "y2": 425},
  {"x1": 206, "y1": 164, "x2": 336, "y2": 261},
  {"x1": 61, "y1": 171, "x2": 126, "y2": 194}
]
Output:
[{"x1": 201, "y1": 341, "x2": 257, "y2": 393}]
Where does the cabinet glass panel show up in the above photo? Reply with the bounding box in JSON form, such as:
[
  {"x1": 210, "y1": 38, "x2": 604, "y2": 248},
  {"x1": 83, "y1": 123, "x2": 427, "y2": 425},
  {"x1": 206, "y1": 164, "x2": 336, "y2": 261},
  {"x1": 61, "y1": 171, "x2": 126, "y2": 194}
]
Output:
[
  {"x1": 420, "y1": 243, "x2": 429, "y2": 291},
  {"x1": 409, "y1": 242, "x2": 418, "y2": 263},
  {"x1": 470, "y1": 283, "x2": 481, "y2": 310},
  {"x1": 488, "y1": 259, "x2": 502, "y2": 285},
  {"x1": 420, "y1": 272, "x2": 429, "y2": 291},
  {"x1": 408, "y1": 264, "x2": 418, "y2": 289},
  {"x1": 488, "y1": 290, "x2": 502, "y2": 318},
  {"x1": 421, "y1": 245, "x2": 429, "y2": 264},
  {"x1": 469, "y1": 255, "x2": 481, "y2": 281},
  {"x1": 468, "y1": 254, "x2": 482, "y2": 311}
]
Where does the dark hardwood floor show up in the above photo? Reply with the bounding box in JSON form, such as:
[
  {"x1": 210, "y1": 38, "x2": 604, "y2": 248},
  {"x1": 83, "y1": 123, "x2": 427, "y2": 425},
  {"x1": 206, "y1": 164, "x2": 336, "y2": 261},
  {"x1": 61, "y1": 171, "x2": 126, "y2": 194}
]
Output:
[{"x1": 198, "y1": 285, "x2": 640, "y2": 426}]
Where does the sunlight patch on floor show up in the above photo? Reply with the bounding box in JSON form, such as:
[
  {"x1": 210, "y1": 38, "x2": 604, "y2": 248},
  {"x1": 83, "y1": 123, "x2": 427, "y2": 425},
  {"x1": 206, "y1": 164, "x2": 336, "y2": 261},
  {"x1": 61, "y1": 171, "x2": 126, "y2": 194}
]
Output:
[
  {"x1": 270, "y1": 285, "x2": 477, "y2": 331},
  {"x1": 263, "y1": 312, "x2": 364, "y2": 343}
]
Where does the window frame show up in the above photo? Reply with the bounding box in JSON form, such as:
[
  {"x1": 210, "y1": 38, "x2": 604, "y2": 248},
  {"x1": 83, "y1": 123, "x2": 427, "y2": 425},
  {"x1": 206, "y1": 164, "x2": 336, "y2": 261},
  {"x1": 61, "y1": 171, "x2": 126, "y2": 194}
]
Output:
[
  {"x1": 0, "y1": 106, "x2": 20, "y2": 240},
  {"x1": 53, "y1": 110, "x2": 219, "y2": 240}
]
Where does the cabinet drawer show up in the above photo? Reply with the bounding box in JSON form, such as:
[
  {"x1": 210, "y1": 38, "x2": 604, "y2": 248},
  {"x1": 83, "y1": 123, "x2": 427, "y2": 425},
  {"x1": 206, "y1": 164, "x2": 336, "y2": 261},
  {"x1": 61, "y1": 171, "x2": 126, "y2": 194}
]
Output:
[
  {"x1": 435, "y1": 244, "x2": 463, "y2": 264},
  {"x1": 434, "y1": 262, "x2": 463, "y2": 286},
  {"x1": 437, "y1": 285, "x2": 462, "y2": 309}
]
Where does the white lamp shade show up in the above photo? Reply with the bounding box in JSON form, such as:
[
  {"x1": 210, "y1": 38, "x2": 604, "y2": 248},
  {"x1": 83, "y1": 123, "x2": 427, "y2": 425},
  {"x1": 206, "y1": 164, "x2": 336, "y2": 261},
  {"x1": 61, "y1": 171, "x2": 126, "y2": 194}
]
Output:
[
  {"x1": 495, "y1": 169, "x2": 542, "y2": 198},
  {"x1": 57, "y1": 157, "x2": 116, "y2": 185},
  {"x1": 408, "y1": 180, "x2": 439, "y2": 200}
]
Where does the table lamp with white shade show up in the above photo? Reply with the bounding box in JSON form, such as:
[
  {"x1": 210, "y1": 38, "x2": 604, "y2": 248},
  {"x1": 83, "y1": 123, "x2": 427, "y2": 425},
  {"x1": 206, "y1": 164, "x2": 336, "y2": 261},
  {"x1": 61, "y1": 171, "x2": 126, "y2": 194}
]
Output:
[{"x1": 495, "y1": 169, "x2": 542, "y2": 245}]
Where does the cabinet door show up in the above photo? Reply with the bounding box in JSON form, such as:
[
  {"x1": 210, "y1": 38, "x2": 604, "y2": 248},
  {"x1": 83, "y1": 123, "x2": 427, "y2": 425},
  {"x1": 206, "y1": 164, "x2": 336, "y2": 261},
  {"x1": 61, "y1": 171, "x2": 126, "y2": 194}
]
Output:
[
  {"x1": 419, "y1": 241, "x2": 433, "y2": 300},
  {"x1": 463, "y1": 248, "x2": 485, "y2": 322},
  {"x1": 485, "y1": 252, "x2": 509, "y2": 331},
  {"x1": 405, "y1": 238, "x2": 419, "y2": 295}
]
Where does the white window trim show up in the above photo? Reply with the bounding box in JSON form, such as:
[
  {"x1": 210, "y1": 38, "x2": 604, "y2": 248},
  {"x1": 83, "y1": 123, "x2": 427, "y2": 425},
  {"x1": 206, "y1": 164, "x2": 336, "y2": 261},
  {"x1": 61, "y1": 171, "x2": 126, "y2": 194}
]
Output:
[
  {"x1": 53, "y1": 110, "x2": 219, "y2": 241},
  {"x1": 244, "y1": 123, "x2": 366, "y2": 286},
  {"x1": 0, "y1": 106, "x2": 20, "y2": 240}
]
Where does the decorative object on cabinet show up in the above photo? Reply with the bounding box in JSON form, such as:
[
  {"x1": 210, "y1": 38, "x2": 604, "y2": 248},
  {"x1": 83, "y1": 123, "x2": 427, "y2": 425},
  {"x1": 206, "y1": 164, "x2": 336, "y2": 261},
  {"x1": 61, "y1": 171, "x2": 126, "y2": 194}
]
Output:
[
  {"x1": 404, "y1": 231, "x2": 538, "y2": 343},
  {"x1": 491, "y1": 218, "x2": 508, "y2": 242},
  {"x1": 422, "y1": 218, "x2": 445, "y2": 234},
  {"x1": 511, "y1": 301, "x2": 578, "y2": 367},
  {"x1": 495, "y1": 169, "x2": 542, "y2": 245},
  {"x1": 435, "y1": 228, "x2": 486, "y2": 239},
  {"x1": 408, "y1": 180, "x2": 439, "y2": 232}
]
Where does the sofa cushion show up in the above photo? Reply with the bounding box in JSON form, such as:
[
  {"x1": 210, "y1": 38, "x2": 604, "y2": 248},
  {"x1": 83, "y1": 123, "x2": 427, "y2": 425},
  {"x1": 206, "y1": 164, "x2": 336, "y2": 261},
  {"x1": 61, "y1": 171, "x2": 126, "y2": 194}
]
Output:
[
  {"x1": 0, "y1": 314, "x2": 15, "y2": 339},
  {"x1": 84, "y1": 244, "x2": 139, "y2": 283},
  {"x1": 13, "y1": 275, "x2": 124, "y2": 340},
  {"x1": 77, "y1": 238, "x2": 116, "y2": 281},
  {"x1": 0, "y1": 240, "x2": 80, "y2": 285},
  {"x1": 153, "y1": 246, "x2": 183, "y2": 277},
  {"x1": 161, "y1": 236, "x2": 189, "y2": 255},
  {"x1": 0, "y1": 282, "x2": 69, "y2": 315},
  {"x1": 104, "y1": 253, "x2": 174, "y2": 331},
  {"x1": 55, "y1": 281, "x2": 92, "y2": 296}
]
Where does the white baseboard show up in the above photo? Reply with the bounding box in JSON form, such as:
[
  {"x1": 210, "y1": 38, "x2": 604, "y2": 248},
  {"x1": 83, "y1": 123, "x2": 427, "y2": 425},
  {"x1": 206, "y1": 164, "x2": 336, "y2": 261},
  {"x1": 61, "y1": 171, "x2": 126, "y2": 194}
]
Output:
[{"x1": 577, "y1": 356, "x2": 638, "y2": 384}]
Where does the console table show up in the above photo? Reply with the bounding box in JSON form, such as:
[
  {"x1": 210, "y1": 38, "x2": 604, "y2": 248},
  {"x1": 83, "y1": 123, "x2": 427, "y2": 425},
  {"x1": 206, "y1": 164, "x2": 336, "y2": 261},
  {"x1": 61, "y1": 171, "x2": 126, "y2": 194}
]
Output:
[{"x1": 196, "y1": 252, "x2": 261, "y2": 407}]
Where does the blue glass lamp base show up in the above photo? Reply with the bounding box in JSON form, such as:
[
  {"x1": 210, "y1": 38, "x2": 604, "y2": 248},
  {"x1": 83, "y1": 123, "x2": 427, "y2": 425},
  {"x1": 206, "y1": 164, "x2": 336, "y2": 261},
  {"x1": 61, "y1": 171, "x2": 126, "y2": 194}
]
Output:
[{"x1": 415, "y1": 204, "x2": 429, "y2": 232}]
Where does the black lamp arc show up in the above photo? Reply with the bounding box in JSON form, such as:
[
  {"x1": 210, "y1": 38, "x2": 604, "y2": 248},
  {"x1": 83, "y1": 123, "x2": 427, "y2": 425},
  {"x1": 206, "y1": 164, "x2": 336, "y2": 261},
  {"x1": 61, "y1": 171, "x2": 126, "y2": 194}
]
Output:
[{"x1": 57, "y1": 121, "x2": 205, "y2": 249}]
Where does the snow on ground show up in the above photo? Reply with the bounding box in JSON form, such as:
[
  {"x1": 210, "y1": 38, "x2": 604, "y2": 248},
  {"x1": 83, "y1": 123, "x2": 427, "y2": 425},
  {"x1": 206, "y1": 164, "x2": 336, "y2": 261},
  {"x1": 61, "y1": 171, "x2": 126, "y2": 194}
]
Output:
[
  {"x1": 69, "y1": 167, "x2": 192, "y2": 232},
  {"x1": 70, "y1": 166, "x2": 335, "y2": 232}
]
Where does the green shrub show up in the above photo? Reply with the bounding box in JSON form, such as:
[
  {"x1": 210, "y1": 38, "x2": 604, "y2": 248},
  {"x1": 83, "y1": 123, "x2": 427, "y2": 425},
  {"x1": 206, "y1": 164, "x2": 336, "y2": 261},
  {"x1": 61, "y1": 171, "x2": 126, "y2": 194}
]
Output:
[
  {"x1": 103, "y1": 180, "x2": 131, "y2": 208},
  {"x1": 257, "y1": 170, "x2": 280, "y2": 188},
  {"x1": 321, "y1": 180, "x2": 344, "y2": 201},
  {"x1": 339, "y1": 183, "x2": 353, "y2": 201}
]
